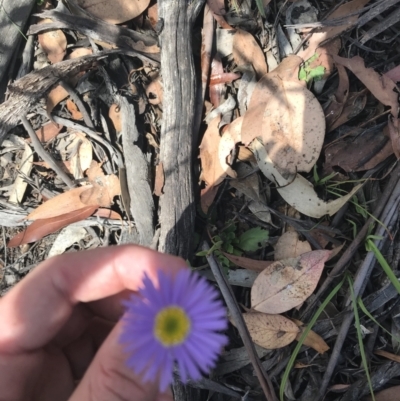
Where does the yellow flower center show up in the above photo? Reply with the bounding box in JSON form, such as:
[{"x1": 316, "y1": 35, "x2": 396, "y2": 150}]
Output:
[{"x1": 154, "y1": 306, "x2": 191, "y2": 347}]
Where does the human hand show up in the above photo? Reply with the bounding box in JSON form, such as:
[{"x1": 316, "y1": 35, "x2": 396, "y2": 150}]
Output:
[{"x1": 0, "y1": 245, "x2": 187, "y2": 401}]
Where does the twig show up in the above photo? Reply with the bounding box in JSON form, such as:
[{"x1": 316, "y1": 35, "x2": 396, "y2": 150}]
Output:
[
  {"x1": 21, "y1": 115, "x2": 76, "y2": 189},
  {"x1": 47, "y1": 114, "x2": 124, "y2": 169},
  {"x1": 318, "y1": 177, "x2": 400, "y2": 399},
  {"x1": 203, "y1": 241, "x2": 278, "y2": 401},
  {"x1": 59, "y1": 80, "x2": 95, "y2": 129}
]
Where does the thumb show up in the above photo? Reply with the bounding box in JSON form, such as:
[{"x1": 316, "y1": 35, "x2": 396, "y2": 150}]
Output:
[{"x1": 68, "y1": 320, "x2": 173, "y2": 401}]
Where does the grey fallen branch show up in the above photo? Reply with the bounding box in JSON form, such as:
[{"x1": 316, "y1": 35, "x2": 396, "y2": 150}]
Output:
[
  {"x1": 21, "y1": 116, "x2": 76, "y2": 189},
  {"x1": 0, "y1": 51, "x2": 115, "y2": 144}
]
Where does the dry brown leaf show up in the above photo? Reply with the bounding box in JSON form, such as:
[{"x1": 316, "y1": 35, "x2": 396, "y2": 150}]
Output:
[
  {"x1": 329, "y1": 90, "x2": 368, "y2": 132},
  {"x1": 388, "y1": 117, "x2": 400, "y2": 159},
  {"x1": 324, "y1": 125, "x2": 394, "y2": 172},
  {"x1": 8, "y1": 206, "x2": 97, "y2": 247},
  {"x1": 306, "y1": 39, "x2": 341, "y2": 81},
  {"x1": 34, "y1": 122, "x2": 63, "y2": 142},
  {"x1": 298, "y1": 0, "x2": 371, "y2": 61},
  {"x1": 146, "y1": 77, "x2": 163, "y2": 105},
  {"x1": 363, "y1": 385, "x2": 400, "y2": 401},
  {"x1": 47, "y1": 85, "x2": 70, "y2": 115},
  {"x1": 334, "y1": 55, "x2": 398, "y2": 117},
  {"x1": 233, "y1": 29, "x2": 268, "y2": 79},
  {"x1": 147, "y1": 2, "x2": 158, "y2": 28},
  {"x1": 242, "y1": 64, "x2": 325, "y2": 176},
  {"x1": 154, "y1": 162, "x2": 164, "y2": 196},
  {"x1": 109, "y1": 104, "x2": 122, "y2": 132},
  {"x1": 46, "y1": 48, "x2": 92, "y2": 115},
  {"x1": 269, "y1": 54, "x2": 303, "y2": 82},
  {"x1": 260, "y1": 78, "x2": 325, "y2": 176},
  {"x1": 274, "y1": 231, "x2": 312, "y2": 260},
  {"x1": 66, "y1": 99, "x2": 83, "y2": 120},
  {"x1": 242, "y1": 312, "x2": 299, "y2": 349},
  {"x1": 27, "y1": 186, "x2": 94, "y2": 220},
  {"x1": 374, "y1": 349, "x2": 400, "y2": 363},
  {"x1": 81, "y1": 161, "x2": 121, "y2": 207},
  {"x1": 223, "y1": 252, "x2": 273, "y2": 272},
  {"x1": 28, "y1": 161, "x2": 119, "y2": 220},
  {"x1": 328, "y1": 384, "x2": 351, "y2": 393},
  {"x1": 207, "y1": 0, "x2": 225, "y2": 14},
  {"x1": 385, "y1": 65, "x2": 400, "y2": 82},
  {"x1": 292, "y1": 318, "x2": 330, "y2": 354},
  {"x1": 325, "y1": 64, "x2": 349, "y2": 131},
  {"x1": 200, "y1": 185, "x2": 219, "y2": 214},
  {"x1": 76, "y1": 0, "x2": 151, "y2": 24},
  {"x1": 38, "y1": 18, "x2": 67, "y2": 63},
  {"x1": 251, "y1": 250, "x2": 331, "y2": 314},
  {"x1": 199, "y1": 116, "x2": 226, "y2": 187},
  {"x1": 207, "y1": 0, "x2": 232, "y2": 29},
  {"x1": 219, "y1": 117, "x2": 242, "y2": 178}
]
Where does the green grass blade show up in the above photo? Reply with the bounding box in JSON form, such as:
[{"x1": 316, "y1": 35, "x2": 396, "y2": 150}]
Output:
[
  {"x1": 0, "y1": 5, "x2": 28, "y2": 41},
  {"x1": 357, "y1": 297, "x2": 400, "y2": 343},
  {"x1": 349, "y1": 276, "x2": 375, "y2": 401},
  {"x1": 279, "y1": 278, "x2": 345, "y2": 401},
  {"x1": 255, "y1": 0, "x2": 266, "y2": 17},
  {"x1": 366, "y1": 240, "x2": 400, "y2": 294}
]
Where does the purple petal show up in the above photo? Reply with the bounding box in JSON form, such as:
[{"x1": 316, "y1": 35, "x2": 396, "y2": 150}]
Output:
[
  {"x1": 171, "y1": 269, "x2": 190, "y2": 304},
  {"x1": 176, "y1": 344, "x2": 202, "y2": 380},
  {"x1": 159, "y1": 351, "x2": 174, "y2": 391},
  {"x1": 192, "y1": 318, "x2": 228, "y2": 331}
]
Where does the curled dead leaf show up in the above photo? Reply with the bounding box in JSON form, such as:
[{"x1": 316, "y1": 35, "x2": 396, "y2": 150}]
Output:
[
  {"x1": 334, "y1": 55, "x2": 398, "y2": 117},
  {"x1": 292, "y1": 318, "x2": 330, "y2": 354},
  {"x1": 252, "y1": 138, "x2": 362, "y2": 218}
]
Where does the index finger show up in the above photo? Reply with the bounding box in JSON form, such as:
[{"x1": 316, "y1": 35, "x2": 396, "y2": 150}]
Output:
[{"x1": 0, "y1": 245, "x2": 187, "y2": 353}]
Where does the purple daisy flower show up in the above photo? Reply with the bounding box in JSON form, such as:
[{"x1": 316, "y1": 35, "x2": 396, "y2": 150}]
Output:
[{"x1": 120, "y1": 268, "x2": 229, "y2": 391}]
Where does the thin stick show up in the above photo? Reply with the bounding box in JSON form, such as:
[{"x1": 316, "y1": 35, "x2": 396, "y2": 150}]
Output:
[
  {"x1": 203, "y1": 241, "x2": 278, "y2": 401},
  {"x1": 21, "y1": 115, "x2": 76, "y2": 189}
]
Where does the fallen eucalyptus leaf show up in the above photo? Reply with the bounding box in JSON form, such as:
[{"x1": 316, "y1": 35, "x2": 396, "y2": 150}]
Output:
[
  {"x1": 251, "y1": 250, "x2": 331, "y2": 314},
  {"x1": 243, "y1": 312, "x2": 299, "y2": 349}
]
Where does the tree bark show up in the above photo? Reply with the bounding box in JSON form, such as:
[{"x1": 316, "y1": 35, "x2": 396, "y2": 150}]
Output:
[{"x1": 157, "y1": 0, "x2": 196, "y2": 260}]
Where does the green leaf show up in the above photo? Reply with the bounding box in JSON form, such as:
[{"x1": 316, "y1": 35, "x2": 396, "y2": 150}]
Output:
[
  {"x1": 226, "y1": 243, "x2": 234, "y2": 254},
  {"x1": 308, "y1": 65, "x2": 325, "y2": 81},
  {"x1": 237, "y1": 227, "x2": 269, "y2": 252},
  {"x1": 298, "y1": 67, "x2": 308, "y2": 81}
]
